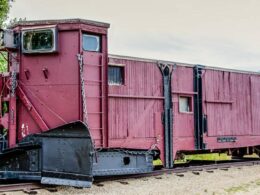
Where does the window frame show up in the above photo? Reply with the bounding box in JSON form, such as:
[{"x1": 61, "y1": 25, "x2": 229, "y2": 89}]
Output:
[
  {"x1": 179, "y1": 95, "x2": 193, "y2": 114},
  {"x1": 21, "y1": 27, "x2": 58, "y2": 54},
  {"x1": 108, "y1": 63, "x2": 125, "y2": 86},
  {"x1": 82, "y1": 33, "x2": 101, "y2": 52}
]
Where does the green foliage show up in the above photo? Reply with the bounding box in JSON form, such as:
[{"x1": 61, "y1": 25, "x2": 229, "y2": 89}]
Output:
[
  {"x1": 0, "y1": 0, "x2": 10, "y2": 28},
  {"x1": 2, "y1": 101, "x2": 7, "y2": 114},
  {"x1": 184, "y1": 153, "x2": 231, "y2": 161},
  {"x1": 174, "y1": 153, "x2": 231, "y2": 164},
  {"x1": 0, "y1": 52, "x2": 7, "y2": 72},
  {"x1": 7, "y1": 17, "x2": 26, "y2": 28},
  {"x1": 0, "y1": 0, "x2": 12, "y2": 72}
]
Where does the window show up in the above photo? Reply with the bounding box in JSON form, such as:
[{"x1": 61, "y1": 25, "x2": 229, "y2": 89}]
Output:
[
  {"x1": 179, "y1": 96, "x2": 192, "y2": 113},
  {"x1": 22, "y1": 28, "x2": 57, "y2": 53},
  {"x1": 108, "y1": 65, "x2": 124, "y2": 85},
  {"x1": 82, "y1": 34, "x2": 101, "y2": 52}
]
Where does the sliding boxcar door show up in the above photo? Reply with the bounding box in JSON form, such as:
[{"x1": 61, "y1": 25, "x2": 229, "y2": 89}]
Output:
[
  {"x1": 172, "y1": 66, "x2": 196, "y2": 153},
  {"x1": 107, "y1": 59, "x2": 165, "y2": 164}
]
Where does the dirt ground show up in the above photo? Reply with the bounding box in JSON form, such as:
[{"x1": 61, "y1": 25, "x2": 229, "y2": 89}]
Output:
[{"x1": 5, "y1": 165, "x2": 260, "y2": 195}]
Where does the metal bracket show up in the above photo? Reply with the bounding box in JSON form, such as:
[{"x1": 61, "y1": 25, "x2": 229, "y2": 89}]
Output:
[{"x1": 158, "y1": 62, "x2": 174, "y2": 169}]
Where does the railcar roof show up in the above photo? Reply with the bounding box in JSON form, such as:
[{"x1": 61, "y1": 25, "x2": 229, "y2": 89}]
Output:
[
  {"x1": 8, "y1": 18, "x2": 259, "y2": 75},
  {"x1": 109, "y1": 54, "x2": 260, "y2": 76},
  {"x1": 10, "y1": 18, "x2": 110, "y2": 28}
]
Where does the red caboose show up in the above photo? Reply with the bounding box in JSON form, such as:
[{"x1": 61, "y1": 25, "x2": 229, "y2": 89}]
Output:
[{"x1": 0, "y1": 19, "x2": 259, "y2": 187}]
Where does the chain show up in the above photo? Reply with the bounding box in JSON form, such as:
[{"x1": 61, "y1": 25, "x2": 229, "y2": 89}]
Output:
[
  {"x1": 77, "y1": 53, "x2": 97, "y2": 153},
  {"x1": 11, "y1": 71, "x2": 17, "y2": 97},
  {"x1": 77, "y1": 54, "x2": 89, "y2": 128}
]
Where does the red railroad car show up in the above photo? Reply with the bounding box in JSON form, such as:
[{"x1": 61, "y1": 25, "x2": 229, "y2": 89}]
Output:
[{"x1": 0, "y1": 19, "x2": 259, "y2": 187}]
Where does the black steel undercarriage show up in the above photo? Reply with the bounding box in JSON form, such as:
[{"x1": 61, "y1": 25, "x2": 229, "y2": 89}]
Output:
[{"x1": 0, "y1": 121, "x2": 155, "y2": 187}]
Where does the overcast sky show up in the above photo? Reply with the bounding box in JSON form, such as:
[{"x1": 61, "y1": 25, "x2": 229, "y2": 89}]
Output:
[{"x1": 8, "y1": 0, "x2": 260, "y2": 71}]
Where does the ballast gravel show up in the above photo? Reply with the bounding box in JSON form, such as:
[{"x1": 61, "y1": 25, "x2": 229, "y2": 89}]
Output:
[{"x1": 6, "y1": 165, "x2": 260, "y2": 195}]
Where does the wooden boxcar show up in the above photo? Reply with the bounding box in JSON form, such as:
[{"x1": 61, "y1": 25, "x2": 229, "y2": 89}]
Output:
[{"x1": 108, "y1": 55, "x2": 260, "y2": 164}]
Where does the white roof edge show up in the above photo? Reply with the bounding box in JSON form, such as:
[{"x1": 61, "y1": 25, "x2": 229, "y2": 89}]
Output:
[{"x1": 109, "y1": 54, "x2": 260, "y2": 76}]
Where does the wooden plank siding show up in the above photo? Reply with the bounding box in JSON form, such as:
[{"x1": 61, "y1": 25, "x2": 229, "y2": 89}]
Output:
[
  {"x1": 108, "y1": 55, "x2": 260, "y2": 158},
  {"x1": 202, "y1": 70, "x2": 260, "y2": 137},
  {"x1": 107, "y1": 58, "x2": 164, "y2": 150}
]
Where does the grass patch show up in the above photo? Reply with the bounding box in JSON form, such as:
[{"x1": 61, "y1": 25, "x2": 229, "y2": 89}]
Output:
[
  {"x1": 255, "y1": 179, "x2": 260, "y2": 186},
  {"x1": 185, "y1": 153, "x2": 231, "y2": 161},
  {"x1": 225, "y1": 183, "x2": 250, "y2": 193},
  {"x1": 153, "y1": 159, "x2": 163, "y2": 166},
  {"x1": 154, "y1": 153, "x2": 231, "y2": 166},
  {"x1": 174, "y1": 153, "x2": 231, "y2": 164},
  {"x1": 244, "y1": 153, "x2": 259, "y2": 158},
  {"x1": 153, "y1": 153, "x2": 259, "y2": 166}
]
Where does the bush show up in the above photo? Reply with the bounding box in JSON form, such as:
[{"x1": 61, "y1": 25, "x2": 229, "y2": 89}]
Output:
[{"x1": 0, "y1": 52, "x2": 7, "y2": 72}]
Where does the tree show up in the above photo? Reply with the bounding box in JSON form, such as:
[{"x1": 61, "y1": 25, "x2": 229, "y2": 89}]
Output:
[
  {"x1": 0, "y1": 0, "x2": 11, "y2": 72},
  {"x1": 0, "y1": 0, "x2": 10, "y2": 28},
  {"x1": 0, "y1": 52, "x2": 7, "y2": 72},
  {"x1": 7, "y1": 17, "x2": 26, "y2": 28}
]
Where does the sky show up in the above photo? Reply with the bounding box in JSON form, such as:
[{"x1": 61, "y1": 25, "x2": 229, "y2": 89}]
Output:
[{"x1": 8, "y1": 0, "x2": 260, "y2": 71}]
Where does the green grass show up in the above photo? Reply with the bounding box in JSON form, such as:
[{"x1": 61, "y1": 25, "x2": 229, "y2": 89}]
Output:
[
  {"x1": 0, "y1": 52, "x2": 7, "y2": 72},
  {"x1": 153, "y1": 153, "x2": 231, "y2": 166},
  {"x1": 185, "y1": 153, "x2": 231, "y2": 161},
  {"x1": 255, "y1": 179, "x2": 260, "y2": 186},
  {"x1": 174, "y1": 153, "x2": 231, "y2": 164},
  {"x1": 225, "y1": 183, "x2": 250, "y2": 193},
  {"x1": 224, "y1": 179, "x2": 260, "y2": 194},
  {"x1": 244, "y1": 153, "x2": 259, "y2": 158},
  {"x1": 153, "y1": 159, "x2": 163, "y2": 166}
]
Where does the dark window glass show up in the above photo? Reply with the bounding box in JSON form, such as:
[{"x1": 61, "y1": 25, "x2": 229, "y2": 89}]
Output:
[
  {"x1": 108, "y1": 66, "x2": 124, "y2": 85},
  {"x1": 83, "y1": 34, "x2": 100, "y2": 52},
  {"x1": 23, "y1": 29, "x2": 54, "y2": 52}
]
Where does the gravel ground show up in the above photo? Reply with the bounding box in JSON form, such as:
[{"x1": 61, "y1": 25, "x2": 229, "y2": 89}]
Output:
[{"x1": 5, "y1": 165, "x2": 260, "y2": 195}]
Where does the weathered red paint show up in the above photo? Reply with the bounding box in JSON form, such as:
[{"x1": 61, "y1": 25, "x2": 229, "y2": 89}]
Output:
[
  {"x1": 0, "y1": 19, "x2": 259, "y2": 164},
  {"x1": 202, "y1": 69, "x2": 260, "y2": 149},
  {"x1": 171, "y1": 66, "x2": 195, "y2": 156},
  {"x1": 108, "y1": 55, "x2": 260, "y2": 160},
  {"x1": 16, "y1": 86, "x2": 48, "y2": 131},
  {"x1": 8, "y1": 20, "x2": 109, "y2": 143},
  {"x1": 107, "y1": 58, "x2": 164, "y2": 152}
]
